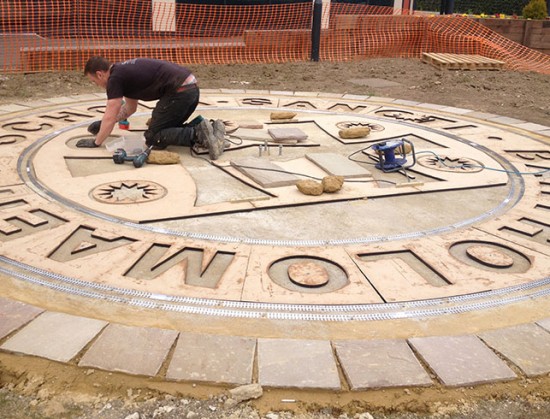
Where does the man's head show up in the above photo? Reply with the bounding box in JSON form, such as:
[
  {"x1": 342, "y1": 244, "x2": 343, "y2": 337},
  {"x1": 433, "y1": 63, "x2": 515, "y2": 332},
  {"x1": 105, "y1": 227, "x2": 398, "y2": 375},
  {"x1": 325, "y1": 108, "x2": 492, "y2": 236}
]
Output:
[{"x1": 84, "y1": 56, "x2": 112, "y2": 89}]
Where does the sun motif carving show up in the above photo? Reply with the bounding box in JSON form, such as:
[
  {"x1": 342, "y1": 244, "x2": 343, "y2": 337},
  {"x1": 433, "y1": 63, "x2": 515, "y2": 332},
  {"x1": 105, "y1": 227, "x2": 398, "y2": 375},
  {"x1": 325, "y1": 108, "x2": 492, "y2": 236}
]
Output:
[
  {"x1": 336, "y1": 121, "x2": 385, "y2": 132},
  {"x1": 91, "y1": 180, "x2": 167, "y2": 204},
  {"x1": 417, "y1": 155, "x2": 484, "y2": 173}
]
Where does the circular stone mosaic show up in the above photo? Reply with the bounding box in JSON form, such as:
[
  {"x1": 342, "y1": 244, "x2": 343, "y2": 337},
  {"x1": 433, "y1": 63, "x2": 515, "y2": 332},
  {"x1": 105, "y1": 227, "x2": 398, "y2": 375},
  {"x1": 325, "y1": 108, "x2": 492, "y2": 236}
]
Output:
[{"x1": 0, "y1": 90, "x2": 549, "y2": 321}]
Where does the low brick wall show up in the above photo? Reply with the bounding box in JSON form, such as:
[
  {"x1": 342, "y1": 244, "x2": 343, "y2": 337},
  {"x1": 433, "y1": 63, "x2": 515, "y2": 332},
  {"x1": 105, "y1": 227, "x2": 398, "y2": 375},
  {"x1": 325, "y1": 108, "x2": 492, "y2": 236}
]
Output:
[{"x1": 476, "y1": 18, "x2": 550, "y2": 55}]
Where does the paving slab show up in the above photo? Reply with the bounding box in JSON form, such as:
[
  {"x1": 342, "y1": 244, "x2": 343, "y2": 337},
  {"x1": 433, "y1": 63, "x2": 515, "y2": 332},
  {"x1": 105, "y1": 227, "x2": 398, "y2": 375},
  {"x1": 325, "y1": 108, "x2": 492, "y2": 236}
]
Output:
[
  {"x1": 479, "y1": 323, "x2": 550, "y2": 377},
  {"x1": 230, "y1": 156, "x2": 300, "y2": 187},
  {"x1": 257, "y1": 338, "x2": 340, "y2": 389},
  {"x1": 0, "y1": 104, "x2": 31, "y2": 112},
  {"x1": 306, "y1": 153, "x2": 372, "y2": 178},
  {"x1": 232, "y1": 128, "x2": 272, "y2": 142},
  {"x1": 166, "y1": 333, "x2": 256, "y2": 384},
  {"x1": 0, "y1": 311, "x2": 107, "y2": 362},
  {"x1": 408, "y1": 335, "x2": 516, "y2": 386},
  {"x1": 488, "y1": 116, "x2": 525, "y2": 125},
  {"x1": 537, "y1": 318, "x2": 550, "y2": 332},
  {"x1": 334, "y1": 339, "x2": 432, "y2": 390},
  {"x1": 514, "y1": 122, "x2": 550, "y2": 132},
  {"x1": 78, "y1": 323, "x2": 178, "y2": 376},
  {"x1": 0, "y1": 297, "x2": 44, "y2": 340}
]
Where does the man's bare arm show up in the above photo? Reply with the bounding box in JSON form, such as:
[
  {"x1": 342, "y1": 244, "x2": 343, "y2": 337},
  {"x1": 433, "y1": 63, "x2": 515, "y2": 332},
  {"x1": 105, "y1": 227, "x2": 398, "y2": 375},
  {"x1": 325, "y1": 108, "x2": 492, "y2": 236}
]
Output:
[
  {"x1": 117, "y1": 98, "x2": 138, "y2": 121},
  {"x1": 94, "y1": 98, "x2": 123, "y2": 146}
]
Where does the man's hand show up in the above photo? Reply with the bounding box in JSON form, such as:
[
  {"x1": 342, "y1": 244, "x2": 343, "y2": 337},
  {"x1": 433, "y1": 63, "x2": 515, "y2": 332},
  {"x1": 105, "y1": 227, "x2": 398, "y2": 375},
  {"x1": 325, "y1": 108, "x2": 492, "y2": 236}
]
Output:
[
  {"x1": 87, "y1": 121, "x2": 102, "y2": 135},
  {"x1": 76, "y1": 138, "x2": 99, "y2": 148}
]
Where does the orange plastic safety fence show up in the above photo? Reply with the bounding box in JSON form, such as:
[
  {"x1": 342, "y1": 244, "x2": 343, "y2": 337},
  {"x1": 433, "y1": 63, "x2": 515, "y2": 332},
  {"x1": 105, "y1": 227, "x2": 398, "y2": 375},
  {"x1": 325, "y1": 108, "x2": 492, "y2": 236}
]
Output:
[{"x1": 1, "y1": 1, "x2": 549, "y2": 75}]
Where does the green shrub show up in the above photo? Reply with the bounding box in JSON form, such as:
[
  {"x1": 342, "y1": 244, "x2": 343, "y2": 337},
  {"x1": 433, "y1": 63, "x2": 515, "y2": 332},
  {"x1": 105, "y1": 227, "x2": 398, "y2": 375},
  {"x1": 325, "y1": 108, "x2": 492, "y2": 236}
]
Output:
[
  {"x1": 522, "y1": 0, "x2": 548, "y2": 19},
  {"x1": 415, "y1": 1, "x2": 532, "y2": 16}
]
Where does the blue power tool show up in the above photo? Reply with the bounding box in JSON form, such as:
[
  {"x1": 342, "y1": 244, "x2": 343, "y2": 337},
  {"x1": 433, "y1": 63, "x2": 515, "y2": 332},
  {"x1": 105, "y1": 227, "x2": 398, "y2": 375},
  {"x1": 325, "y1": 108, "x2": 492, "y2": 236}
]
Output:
[
  {"x1": 112, "y1": 145, "x2": 153, "y2": 168},
  {"x1": 371, "y1": 139, "x2": 416, "y2": 172}
]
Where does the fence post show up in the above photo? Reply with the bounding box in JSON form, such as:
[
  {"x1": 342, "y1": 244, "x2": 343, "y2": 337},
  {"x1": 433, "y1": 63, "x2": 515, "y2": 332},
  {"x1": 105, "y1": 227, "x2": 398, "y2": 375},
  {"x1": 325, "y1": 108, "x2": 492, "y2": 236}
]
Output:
[
  {"x1": 311, "y1": 0, "x2": 322, "y2": 62},
  {"x1": 440, "y1": 0, "x2": 455, "y2": 15}
]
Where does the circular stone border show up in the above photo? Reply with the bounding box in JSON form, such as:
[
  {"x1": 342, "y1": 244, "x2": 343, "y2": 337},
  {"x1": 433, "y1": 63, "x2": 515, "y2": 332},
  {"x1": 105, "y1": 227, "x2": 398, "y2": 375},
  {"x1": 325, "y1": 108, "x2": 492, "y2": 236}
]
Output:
[{"x1": 0, "y1": 90, "x2": 548, "y2": 323}]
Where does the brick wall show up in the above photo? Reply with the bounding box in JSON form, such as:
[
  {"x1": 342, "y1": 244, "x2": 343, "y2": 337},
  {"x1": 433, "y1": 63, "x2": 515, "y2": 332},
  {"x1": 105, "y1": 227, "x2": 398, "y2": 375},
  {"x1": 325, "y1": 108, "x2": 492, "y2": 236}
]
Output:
[{"x1": 476, "y1": 18, "x2": 550, "y2": 55}]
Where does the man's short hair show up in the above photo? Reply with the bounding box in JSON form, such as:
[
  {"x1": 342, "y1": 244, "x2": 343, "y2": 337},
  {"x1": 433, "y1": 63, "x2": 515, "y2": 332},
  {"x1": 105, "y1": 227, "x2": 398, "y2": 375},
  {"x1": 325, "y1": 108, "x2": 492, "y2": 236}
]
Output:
[{"x1": 84, "y1": 56, "x2": 111, "y2": 75}]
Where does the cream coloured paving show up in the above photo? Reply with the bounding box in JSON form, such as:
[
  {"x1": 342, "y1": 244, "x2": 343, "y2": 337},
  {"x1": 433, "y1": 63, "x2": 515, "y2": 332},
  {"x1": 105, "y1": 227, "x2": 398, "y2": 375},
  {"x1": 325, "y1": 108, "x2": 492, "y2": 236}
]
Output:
[{"x1": 0, "y1": 90, "x2": 549, "y2": 390}]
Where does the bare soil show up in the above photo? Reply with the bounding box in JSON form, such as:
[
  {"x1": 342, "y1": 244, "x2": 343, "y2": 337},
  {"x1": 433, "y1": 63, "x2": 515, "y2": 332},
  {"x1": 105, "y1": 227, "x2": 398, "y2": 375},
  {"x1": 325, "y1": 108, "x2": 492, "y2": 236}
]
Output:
[
  {"x1": 1, "y1": 59, "x2": 550, "y2": 125},
  {"x1": 1, "y1": 59, "x2": 550, "y2": 418}
]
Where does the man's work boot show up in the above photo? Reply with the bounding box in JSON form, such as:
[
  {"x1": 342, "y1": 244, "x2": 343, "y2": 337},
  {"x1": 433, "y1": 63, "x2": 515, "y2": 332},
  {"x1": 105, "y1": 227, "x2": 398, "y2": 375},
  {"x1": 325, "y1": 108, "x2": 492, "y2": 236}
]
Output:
[
  {"x1": 211, "y1": 119, "x2": 226, "y2": 156},
  {"x1": 195, "y1": 119, "x2": 221, "y2": 160},
  {"x1": 188, "y1": 115, "x2": 204, "y2": 127}
]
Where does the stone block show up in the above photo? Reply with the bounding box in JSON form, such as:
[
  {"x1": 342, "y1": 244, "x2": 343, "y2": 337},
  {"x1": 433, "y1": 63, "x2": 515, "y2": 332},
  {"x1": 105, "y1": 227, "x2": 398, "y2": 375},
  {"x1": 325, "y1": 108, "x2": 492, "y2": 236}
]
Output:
[
  {"x1": 408, "y1": 335, "x2": 516, "y2": 386},
  {"x1": 479, "y1": 323, "x2": 550, "y2": 377},
  {"x1": 78, "y1": 323, "x2": 178, "y2": 376},
  {"x1": 257, "y1": 338, "x2": 340, "y2": 389},
  {"x1": 334, "y1": 339, "x2": 432, "y2": 389},
  {"x1": 166, "y1": 333, "x2": 256, "y2": 385},
  {"x1": 231, "y1": 157, "x2": 299, "y2": 187},
  {"x1": 1, "y1": 311, "x2": 107, "y2": 362},
  {"x1": 537, "y1": 318, "x2": 550, "y2": 333},
  {"x1": 306, "y1": 153, "x2": 372, "y2": 179},
  {"x1": 0, "y1": 297, "x2": 43, "y2": 340}
]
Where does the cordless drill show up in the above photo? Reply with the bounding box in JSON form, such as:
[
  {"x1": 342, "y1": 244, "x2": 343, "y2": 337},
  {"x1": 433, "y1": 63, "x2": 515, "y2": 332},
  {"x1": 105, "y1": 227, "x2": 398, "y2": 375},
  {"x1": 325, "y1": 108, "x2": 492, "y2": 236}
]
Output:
[{"x1": 112, "y1": 145, "x2": 153, "y2": 168}]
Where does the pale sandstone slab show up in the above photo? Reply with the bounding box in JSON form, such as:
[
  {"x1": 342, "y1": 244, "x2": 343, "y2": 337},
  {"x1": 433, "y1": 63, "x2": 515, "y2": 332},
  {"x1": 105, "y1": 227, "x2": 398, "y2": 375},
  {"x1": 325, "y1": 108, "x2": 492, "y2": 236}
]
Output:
[
  {"x1": 479, "y1": 323, "x2": 550, "y2": 377},
  {"x1": 440, "y1": 106, "x2": 473, "y2": 115},
  {"x1": 268, "y1": 127, "x2": 308, "y2": 142},
  {"x1": 257, "y1": 338, "x2": 340, "y2": 389},
  {"x1": 0, "y1": 311, "x2": 107, "y2": 362},
  {"x1": 408, "y1": 335, "x2": 516, "y2": 386},
  {"x1": 232, "y1": 128, "x2": 272, "y2": 142},
  {"x1": 78, "y1": 323, "x2": 178, "y2": 376},
  {"x1": 0, "y1": 297, "x2": 44, "y2": 339},
  {"x1": 166, "y1": 333, "x2": 256, "y2": 384},
  {"x1": 306, "y1": 153, "x2": 372, "y2": 179},
  {"x1": 334, "y1": 339, "x2": 432, "y2": 389},
  {"x1": 488, "y1": 116, "x2": 525, "y2": 125},
  {"x1": 537, "y1": 318, "x2": 550, "y2": 332},
  {"x1": 0, "y1": 104, "x2": 31, "y2": 112},
  {"x1": 231, "y1": 157, "x2": 300, "y2": 187},
  {"x1": 514, "y1": 122, "x2": 550, "y2": 132}
]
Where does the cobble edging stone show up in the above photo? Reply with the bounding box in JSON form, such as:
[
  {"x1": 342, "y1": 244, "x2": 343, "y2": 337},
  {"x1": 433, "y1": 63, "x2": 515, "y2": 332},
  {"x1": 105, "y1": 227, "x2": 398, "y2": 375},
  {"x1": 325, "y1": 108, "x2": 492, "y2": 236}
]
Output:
[{"x1": 1, "y1": 296, "x2": 550, "y2": 391}]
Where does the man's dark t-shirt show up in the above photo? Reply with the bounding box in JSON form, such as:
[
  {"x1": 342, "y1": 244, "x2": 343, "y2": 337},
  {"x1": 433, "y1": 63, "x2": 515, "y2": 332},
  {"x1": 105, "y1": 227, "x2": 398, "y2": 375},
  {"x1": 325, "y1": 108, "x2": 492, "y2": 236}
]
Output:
[{"x1": 107, "y1": 58, "x2": 192, "y2": 101}]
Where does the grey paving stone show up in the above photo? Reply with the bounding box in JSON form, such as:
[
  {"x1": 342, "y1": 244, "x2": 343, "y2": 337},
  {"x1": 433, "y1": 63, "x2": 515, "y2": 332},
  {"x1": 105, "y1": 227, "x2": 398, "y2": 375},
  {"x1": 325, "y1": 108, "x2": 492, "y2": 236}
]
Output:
[
  {"x1": 392, "y1": 99, "x2": 421, "y2": 106},
  {"x1": 488, "y1": 116, "x2": 525, "y2": 125},
  {"x1": 231, "y1": 157, "x2": 299, "y2": 187},
  {"x1": 0, "y1": 104, "x2": 31, "y2": 112},
  {"x1": 465, "y1": 111, "x2": 500, "y2": 120},
  {"x1": 257, "y1": 338, "x2": 340, "y2": 389},
  {"x1": 479, "y1": 323, "x2": 550, "y2": 377},
  {"x1": 514, "y1": 122, "x2": 550, "y2": 132},
  {"x1": 0, "y1": 311, "x2": 107, "y2": 362},
  {"x1": 269, "y1": 90, "x2": 294, "y2": 96},
  {"x1": 408, "y1": 335, "x2": 516, "y2": 386},
  {"x1": 334, "y1": 339, "x2": 432, "y2": 390},
  {"x1": 417, "y1": 103, "x2": 445, "y2": 110},
  {"x1": 342, "y1": 94, "x2": 371, "y2": 101},
  {"x1": 537, "y1": 318, "x2": 550, "y2": 332},
  {"x1": 367, "y1": 96, "x2": 391, "y2": 102},
  {"x1": 440, "y1": 106, "x2": 472, "y2": 115},
  {"x1": 166, "y1": 333, "x2": 256, "y2": 385},
  {"x1": 79, "y1": 323, "x2": 178, "y2": 376},
  {"x1": 306, "y1": 152, "x2": 372, "y2": 179},
  {"x1": 0, "y1": 297, "x2": 44, "y2": 340}
]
